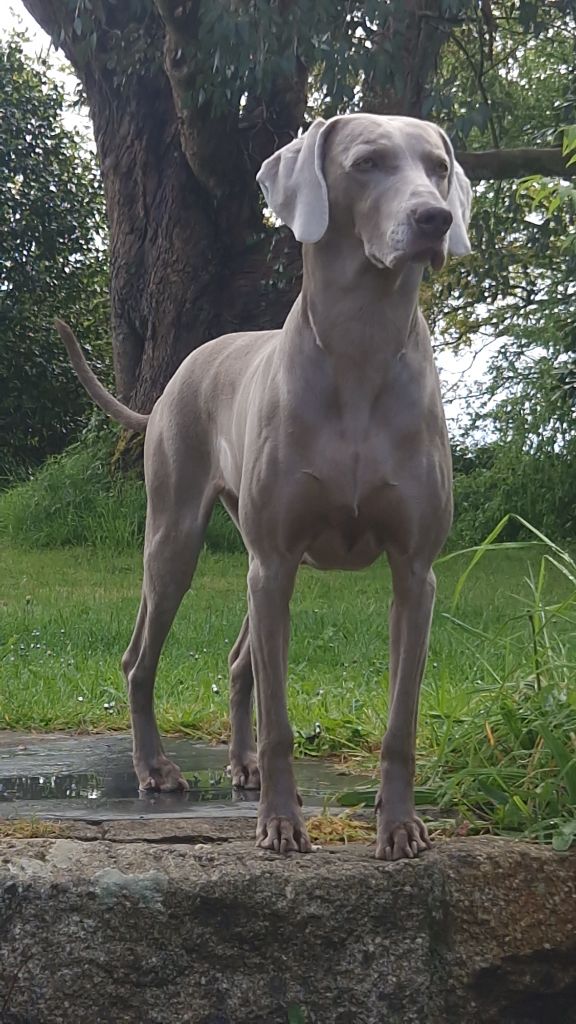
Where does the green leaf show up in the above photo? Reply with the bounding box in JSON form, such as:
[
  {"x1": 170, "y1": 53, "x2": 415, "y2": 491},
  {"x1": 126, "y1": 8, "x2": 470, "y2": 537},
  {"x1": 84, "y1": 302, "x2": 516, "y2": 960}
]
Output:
[
  {"x1": 552, "y1": 820, "x2": 576, "y2": 852},
  {"x1": 287, "y1": 1006, "x2": 306, "y2": 1024},
  {"x1": 561, "y1": 125, "x2": 576, "y2": 155},
  {"x1": 539, "y1": 726, "x2": 576, "y2": 805}
]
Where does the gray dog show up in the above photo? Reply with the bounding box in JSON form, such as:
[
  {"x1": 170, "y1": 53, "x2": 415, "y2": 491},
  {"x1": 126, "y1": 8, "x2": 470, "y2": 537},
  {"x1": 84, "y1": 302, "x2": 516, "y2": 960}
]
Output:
[{"x1": 56, "y1": 114, "x2": 472, "y2": 860}]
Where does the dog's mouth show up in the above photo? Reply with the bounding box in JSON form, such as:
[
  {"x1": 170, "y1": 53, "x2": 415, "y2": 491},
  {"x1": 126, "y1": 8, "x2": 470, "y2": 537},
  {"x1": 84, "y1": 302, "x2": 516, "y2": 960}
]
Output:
[
  {"x1": 366, "y1": 250, "x2": 389, "y2": 270},
  {"x1": 367, "y1": 244, "x2": 445, "y2": 272},
  {"x1": 408, "y1": 244, "x2": 446, "y2": 271}
]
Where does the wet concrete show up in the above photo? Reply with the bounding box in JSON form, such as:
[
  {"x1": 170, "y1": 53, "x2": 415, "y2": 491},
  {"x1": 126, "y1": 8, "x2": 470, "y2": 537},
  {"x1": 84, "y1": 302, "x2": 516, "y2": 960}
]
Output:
[{"x1": 0, "y1": 732, "x2": 373, "y2": 821}]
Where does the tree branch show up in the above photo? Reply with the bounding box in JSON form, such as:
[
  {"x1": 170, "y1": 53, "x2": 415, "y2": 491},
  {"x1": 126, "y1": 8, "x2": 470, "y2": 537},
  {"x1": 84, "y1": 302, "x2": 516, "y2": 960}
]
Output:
[
  {"x1": 21, "y1": 0, "x2": 84, "y2": 74},
  {"x1": 153, "y1": 0, "x2": 308, "y2": 243},
  {"x1": 153, "y1": 0, "x2": 268, "y2": 244},
  {"x1": 457, "y1": 148, "x2": 575, "y2": 180}
]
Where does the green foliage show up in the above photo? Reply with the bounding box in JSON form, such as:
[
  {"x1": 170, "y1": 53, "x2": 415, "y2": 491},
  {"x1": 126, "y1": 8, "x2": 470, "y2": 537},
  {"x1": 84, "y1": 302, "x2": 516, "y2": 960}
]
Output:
[
  {"x1": 60, "y1": 1, "x2": 567, "y2": 120},
  {"x1": 517, "y1": 126, "x2": 576, "y2": 248},
  {"x1": 339, "y1": 522, "x2": 576, "y2": 849},
  {"x1": 429, "y1": 33, "x2": 576, "y2": 474},
  {"x1": 0, "y1": 422, "x2": 145, "y2": 549},
  {"x1": 432, "y1": 518, "x2": 576, "y2": 849},
  {"x1": 0, "y1": 421, "x2": 243, "y2": 553},
  {"x1": 0, "y1": 32, "x2": 109, "y2": 477},
  {"x1": 1, "y1": 533, "x2": 574, "y2": 847},
  {"x1": 452, "y1": 444, "x2": 576, "y2": 545}
]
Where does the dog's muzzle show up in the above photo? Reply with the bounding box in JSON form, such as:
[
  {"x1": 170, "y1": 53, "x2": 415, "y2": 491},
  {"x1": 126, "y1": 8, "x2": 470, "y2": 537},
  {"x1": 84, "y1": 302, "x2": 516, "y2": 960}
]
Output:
[{"x1": 412, "y1": 205, "x2": 453, "y2": 241}]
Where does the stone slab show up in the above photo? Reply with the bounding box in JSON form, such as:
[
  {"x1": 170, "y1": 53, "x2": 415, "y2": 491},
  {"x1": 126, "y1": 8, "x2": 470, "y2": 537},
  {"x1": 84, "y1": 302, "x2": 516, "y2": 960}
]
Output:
[{"x1": 0, "y1": 836, "x2": 574, "y2": 1023}]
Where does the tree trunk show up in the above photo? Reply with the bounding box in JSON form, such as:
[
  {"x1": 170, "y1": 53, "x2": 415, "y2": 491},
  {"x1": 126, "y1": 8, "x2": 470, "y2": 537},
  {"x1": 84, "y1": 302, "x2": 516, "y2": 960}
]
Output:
[
  {"x1": 96, "y1": 68, "x2": 224, "y2": 410},
  {"x1": 21, "y1": 0, "x2": 302, "y2": 412}
]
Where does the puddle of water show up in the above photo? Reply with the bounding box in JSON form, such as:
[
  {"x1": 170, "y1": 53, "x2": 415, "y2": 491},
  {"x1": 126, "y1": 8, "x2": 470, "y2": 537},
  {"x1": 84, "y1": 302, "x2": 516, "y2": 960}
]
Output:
[{"x1": 0, "y1": 733, "x2": 374, "y2": 821}]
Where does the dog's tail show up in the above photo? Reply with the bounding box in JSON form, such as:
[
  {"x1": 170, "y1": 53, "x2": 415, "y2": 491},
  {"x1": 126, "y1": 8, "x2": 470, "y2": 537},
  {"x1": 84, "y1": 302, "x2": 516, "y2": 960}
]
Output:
[{"x1": 54, "y1": 319, "x2": 150, "y2": 434}]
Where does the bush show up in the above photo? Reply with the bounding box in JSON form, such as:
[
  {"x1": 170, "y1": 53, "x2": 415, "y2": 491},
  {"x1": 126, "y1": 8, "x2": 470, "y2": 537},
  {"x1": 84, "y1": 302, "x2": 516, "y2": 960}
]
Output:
[
  {"x1": 0, "y1": 34, "x2": 110, "y2": 475},
  {"x1": 0, "y1": 425, "x2": 243, "y2": 553},
  {"x1": 451, "y1": 446, "x2": 576, "y2": 547}
]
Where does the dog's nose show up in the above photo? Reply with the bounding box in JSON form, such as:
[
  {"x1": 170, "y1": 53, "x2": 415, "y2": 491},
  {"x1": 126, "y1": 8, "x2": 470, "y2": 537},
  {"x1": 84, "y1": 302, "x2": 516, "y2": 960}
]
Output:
[{"x1": 413, "y1": 206, "x2": 453, "y2": 239}]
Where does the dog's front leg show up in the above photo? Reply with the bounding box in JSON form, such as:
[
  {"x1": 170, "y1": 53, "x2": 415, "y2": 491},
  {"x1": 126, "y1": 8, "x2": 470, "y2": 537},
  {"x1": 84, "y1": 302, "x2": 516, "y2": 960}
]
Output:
[
  {"x1": 376, "y1": 556, "x2": 436, "y2": 860},
  {"x1": 247, "y1": 557, "x2": 312, "y2": 854}
]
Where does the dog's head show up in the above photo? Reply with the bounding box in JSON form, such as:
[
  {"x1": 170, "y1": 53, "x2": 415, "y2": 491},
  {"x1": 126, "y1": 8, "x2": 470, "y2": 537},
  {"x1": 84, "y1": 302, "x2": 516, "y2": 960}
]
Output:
[{"x1": 257, "y1": 114, "x2": 472, "y2": 272}]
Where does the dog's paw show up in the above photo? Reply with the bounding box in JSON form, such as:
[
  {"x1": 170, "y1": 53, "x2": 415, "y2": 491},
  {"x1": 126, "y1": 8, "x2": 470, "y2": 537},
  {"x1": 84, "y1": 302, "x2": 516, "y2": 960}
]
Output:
[
  {"x1": 375, "y1": 814, "x2": 431, "y2": 861},
  {"x1": 135, "y1": 755, "x2": 189, "y2": 793},
  {"x1": 228, "y1": 750, "x2": 261, "y2": 790},
  {"x1": 256, "y1": 811, "x2": 312, "y2": 854}
]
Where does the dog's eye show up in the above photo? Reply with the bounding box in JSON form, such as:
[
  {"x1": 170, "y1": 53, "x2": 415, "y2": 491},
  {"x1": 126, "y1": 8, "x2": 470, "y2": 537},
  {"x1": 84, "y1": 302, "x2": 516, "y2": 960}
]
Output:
[
  {"x1": 354, "y1": 156, "x2": 377, "y2": 170},
  {"x1": 435, "y1": 160, "x2": 450, "y2": 177}
]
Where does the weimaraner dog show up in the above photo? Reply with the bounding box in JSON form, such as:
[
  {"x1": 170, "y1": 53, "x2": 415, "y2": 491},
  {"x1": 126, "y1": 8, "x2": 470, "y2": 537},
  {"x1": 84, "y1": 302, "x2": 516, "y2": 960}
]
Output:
[{"x1": 56, "y1": 114, "x2": 472, "y2": 860}]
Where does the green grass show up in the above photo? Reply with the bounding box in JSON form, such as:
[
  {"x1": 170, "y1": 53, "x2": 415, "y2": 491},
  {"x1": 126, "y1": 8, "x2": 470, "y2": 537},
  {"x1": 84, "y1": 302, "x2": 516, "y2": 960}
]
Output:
[
  {"x1": 0, "y1": 428, "x2": 241, "y2": 553},
  {"x1": 1, "y1": 520, "x2": 575, "y2": 847}
]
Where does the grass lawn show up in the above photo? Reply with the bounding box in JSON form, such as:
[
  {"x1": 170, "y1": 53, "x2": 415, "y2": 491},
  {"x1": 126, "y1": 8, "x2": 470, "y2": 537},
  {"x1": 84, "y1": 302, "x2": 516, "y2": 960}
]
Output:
[{"x1": 1, "y1": 541, "x2": 575, "y2": 846}]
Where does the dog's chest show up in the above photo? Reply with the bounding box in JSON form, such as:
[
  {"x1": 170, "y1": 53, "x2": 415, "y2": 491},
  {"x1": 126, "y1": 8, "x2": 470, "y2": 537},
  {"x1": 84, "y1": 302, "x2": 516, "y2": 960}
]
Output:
[
  {"x1": 296, "y1": 356, "x2": 429, "y2": 509},
  {"x1": 298, "y1": 444, "x2": 395, "y2": 569},
  {"x1": 301, "y1": 408, "x2": 407, "y2": 513}
]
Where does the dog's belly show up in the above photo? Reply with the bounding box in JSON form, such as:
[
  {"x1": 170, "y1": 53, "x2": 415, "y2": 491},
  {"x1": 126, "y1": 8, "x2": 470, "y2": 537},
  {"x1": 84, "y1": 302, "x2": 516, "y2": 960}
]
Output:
[{"x1": 302, "y1": 526, "x2": 385, "y2": 571}]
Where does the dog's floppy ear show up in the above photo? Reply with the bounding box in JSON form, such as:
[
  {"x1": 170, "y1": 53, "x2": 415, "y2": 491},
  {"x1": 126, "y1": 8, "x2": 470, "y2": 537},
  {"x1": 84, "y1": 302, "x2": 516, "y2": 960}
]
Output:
[
  {"x1": 437, "y1": 127, "x2": 473, "y2": 256},
  {"x1": 447, "y1": 161, "x2": 473, "y2": 256},
  {"x1": 256, "y1": 119, "x2": 330, "y2": 244}
]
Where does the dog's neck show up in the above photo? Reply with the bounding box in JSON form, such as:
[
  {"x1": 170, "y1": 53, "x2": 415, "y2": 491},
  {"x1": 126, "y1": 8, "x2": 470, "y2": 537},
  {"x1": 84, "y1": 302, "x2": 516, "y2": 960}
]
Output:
[{"x1": 297, "y1": 234, "x2": 425, "y2": 364}]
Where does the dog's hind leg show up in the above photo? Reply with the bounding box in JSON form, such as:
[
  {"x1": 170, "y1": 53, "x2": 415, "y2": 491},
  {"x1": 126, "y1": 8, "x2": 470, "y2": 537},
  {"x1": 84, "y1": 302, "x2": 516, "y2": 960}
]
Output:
[
  {"x1": 123, "y1": 467, "x2": 217, "y2": 792},
  {"x1": 228, "y1": 613, "x2": 260, "y2": 789}
]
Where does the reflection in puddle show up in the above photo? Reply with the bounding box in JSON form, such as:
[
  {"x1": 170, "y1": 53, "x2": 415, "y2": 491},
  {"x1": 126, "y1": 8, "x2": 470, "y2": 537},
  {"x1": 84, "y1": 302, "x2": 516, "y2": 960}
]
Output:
[
  {"x1": 0, "y1": 735, "x2": 373, "y2": 819},
  {"x1": 0, "y1": 768, "x2": 236, "y2": 803}
]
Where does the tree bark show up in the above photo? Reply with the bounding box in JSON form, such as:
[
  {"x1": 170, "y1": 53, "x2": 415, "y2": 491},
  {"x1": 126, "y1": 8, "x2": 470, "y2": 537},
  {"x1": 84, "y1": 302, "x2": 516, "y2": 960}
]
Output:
[
  {"x1": 21, "y1": 0, "x2": 302, "y2": 412},
  {"x1": 23, "y1": 0, "x2": 220, "y2": 408}
]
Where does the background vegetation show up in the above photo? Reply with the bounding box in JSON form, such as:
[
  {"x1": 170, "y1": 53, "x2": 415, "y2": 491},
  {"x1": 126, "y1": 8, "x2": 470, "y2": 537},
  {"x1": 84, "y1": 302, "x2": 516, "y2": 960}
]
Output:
[
  {"x1": 0, "y1": 5, "x2": 575, "y2": 846},
  {"x1": 0, "y1": 34, "x2": 109, "y2": 480}
]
